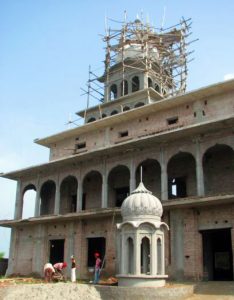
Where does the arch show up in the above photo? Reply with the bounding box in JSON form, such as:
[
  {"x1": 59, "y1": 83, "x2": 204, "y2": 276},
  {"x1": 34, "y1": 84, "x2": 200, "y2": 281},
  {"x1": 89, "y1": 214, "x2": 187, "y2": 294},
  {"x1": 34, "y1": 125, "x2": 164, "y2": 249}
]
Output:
[
  {"x1": 110, "y1": 84, "x2": 118, "y2": 100},
  {"x1": 60, "y1": 176, "x2": 78, "y2": 214},
  {"x1": 40, "y1": 180, "x2": 56, "y2": 216},
  {"x1": 121, "y1": 80, "x2": 128, "y2": 96},
  {"x1": 132, "y1": 76, "x2": 140, "y2": 92},
  {"x1": 167, "y1": 152, "x2": 196, "y2": 199},
  {"x1": 83, "y1": 170, "x2": 102, "y2": 210},
  {"x1": 157, "y1": 238, "x2": 162, "y2": 275},
  {"x1": 22, "y1": 184, "x2": 37, "y2": 219},
  {"x1": 134, "y1": 102, "x2": 145, "y2": 108},
  {"x1": 141, "y1": 236, "x2": 150, "y2": 274},
  {"x1": 155, "y1": 84, "x2": 160, "y2": 93},
  {"x1": 126, "y1": 237, "x2": 134, "y2": 274},
  {"x1": 108, "y1": 165, "x2": 130, "y2": 207},
  {"x1": 123, "y1": 106, "x2": 130, "y2": 112},
  {"x1": 87, "y1": 117, "x2": 96, "y2": 123},
  {"x1": 136, "y1": 159, "x2": 161, "y2": 198},
  {"x1": 148, "y1": 77, "x2": 153, "y2": 88},
  {"x1": 101, "y1": 113, "x2": 107, "y2": 118},
  {"x1": 111, "y1": 110, "x2": 118, "y2": 116},
  {"x1": 203, "y1": 144, "x2": 234, "y2": 195}
]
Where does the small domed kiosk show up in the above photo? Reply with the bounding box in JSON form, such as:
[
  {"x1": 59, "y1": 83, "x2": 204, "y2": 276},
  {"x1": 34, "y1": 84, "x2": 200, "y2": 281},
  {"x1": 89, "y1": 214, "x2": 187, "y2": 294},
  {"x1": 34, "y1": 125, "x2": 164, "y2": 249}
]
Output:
[{"x1": 116, "y1": 182, "x2": 169, "y2": 287}]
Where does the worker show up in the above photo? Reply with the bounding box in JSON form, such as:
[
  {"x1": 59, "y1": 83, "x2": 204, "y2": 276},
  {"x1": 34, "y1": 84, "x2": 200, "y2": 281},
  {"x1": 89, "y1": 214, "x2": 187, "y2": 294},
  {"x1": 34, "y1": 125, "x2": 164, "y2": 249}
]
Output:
[
  {"x1": 53, "y1": 262, "x2": 67, "y2": 280},
  {"x1": 43, "y1": 263, "x2": 55, "y2": 282},
  {"x1": 70, "y1": 255, "x2": 77, "y2": 282},
  {"x1": 93, "y1": 252, "x2": 102, "y2": 284}
]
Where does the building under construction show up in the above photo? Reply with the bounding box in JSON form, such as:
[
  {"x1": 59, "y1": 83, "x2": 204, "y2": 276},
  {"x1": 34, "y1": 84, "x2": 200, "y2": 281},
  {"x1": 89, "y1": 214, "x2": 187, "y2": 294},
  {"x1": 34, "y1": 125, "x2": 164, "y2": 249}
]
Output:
[{"x1": 1, "y1": 16, "x2": 234, "y2": 281}]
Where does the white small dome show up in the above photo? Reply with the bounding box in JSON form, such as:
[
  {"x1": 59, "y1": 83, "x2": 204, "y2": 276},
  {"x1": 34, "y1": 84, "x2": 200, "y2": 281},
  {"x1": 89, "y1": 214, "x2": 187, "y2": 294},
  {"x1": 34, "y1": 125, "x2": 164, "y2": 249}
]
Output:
[{"x1": 121, "y1": 182, "x2": 163, "y2": 221}]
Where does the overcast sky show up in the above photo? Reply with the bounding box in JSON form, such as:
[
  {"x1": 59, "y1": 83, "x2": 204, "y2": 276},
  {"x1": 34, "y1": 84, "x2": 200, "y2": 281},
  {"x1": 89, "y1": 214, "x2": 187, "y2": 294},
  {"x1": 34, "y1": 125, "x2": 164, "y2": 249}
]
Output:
[{"x1": 0, "y1": 0, "x2": 234, "y2": 257}]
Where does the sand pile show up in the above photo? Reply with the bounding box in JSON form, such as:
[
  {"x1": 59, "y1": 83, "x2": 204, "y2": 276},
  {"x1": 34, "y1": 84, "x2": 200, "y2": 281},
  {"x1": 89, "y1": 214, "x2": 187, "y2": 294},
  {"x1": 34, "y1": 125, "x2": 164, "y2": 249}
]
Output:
[{"x1": 1, "y1": 283, "x2": 102, "y2": 300}]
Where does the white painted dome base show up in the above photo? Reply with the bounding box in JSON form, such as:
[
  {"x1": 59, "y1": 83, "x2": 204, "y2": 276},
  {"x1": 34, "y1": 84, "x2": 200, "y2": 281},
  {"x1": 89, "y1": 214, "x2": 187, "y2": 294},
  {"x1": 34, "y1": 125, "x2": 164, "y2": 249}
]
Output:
[{"x1": 117, "y1": 274, "x2": 168, "y2": 287}]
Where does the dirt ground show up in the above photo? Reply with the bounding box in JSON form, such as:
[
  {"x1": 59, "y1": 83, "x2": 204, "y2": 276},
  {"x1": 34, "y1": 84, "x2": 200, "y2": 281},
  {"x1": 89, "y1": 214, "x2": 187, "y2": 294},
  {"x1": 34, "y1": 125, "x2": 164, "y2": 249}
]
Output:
[{"x1": 0, "y1": 279, "x2": 234, "y2": 300}]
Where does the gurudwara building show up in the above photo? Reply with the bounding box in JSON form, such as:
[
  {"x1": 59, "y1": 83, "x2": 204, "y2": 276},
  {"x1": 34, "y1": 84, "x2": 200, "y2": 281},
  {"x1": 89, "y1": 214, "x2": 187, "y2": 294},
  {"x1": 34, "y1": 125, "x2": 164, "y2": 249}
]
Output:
[{"x1": 1, "y1": 17, "x2": 234, "y2": 281}]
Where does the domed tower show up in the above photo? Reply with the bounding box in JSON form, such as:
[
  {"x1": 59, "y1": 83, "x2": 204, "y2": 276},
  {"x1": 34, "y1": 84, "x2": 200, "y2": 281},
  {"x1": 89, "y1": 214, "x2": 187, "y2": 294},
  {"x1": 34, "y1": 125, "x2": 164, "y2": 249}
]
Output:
[
  {"x1": 76, "y1": 17, "x2": 192, "y2": 124},
  {"x1": 116, "y1": 181, "x2": 169, "y2": 287}
]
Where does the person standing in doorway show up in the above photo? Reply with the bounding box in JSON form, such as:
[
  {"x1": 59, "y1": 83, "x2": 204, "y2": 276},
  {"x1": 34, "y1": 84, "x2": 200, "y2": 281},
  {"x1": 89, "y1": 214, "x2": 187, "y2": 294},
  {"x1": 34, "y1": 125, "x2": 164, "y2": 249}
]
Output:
[
  {"x1": 93, "y1": 252, "x2": 102, "y2": 284},
  {"x1": 71, "y1": 255, "x2": 77, "y2": 282}
]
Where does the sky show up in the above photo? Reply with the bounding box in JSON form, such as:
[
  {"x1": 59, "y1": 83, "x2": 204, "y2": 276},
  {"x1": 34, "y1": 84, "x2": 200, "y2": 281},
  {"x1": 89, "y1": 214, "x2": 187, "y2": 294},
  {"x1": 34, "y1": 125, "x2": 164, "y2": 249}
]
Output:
[{"x1": 0, "y1": 0, "x2": 234, "y2": 257}]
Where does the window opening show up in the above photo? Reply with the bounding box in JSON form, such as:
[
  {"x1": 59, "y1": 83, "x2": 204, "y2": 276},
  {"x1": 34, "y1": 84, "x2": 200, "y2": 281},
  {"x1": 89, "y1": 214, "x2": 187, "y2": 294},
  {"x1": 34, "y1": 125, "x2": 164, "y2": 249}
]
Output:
[
  {"x1": 167, "y1": 116, "x2": 178, "y2": 125},
  {"x1": 123, "y1": 106, "x2": 130, "y2": 112},
  {"x1": 132, "y1": 76, "x2": 140, "y2": 92},
  {"x1": 168, "y1": 177, "x2": 187, "y2": 198},
  {"x1": 76, "y1": 142, "x2": 86, "y2": 150},
  {"x1": 110, "y1": 84, "x2": 117, "y2": 100},
  {"x1": 111, "y1": 110, "x2": 118, "y2": 115},
  {"x1": 135, "y1": 102, "x2": 144, "y2": 108},
  {"x1": 87, "y1": 117, "x2": 96, "y2": 123},
  {"x1": 148, "y1": 77, "x2": 153, "y2": 88},
  {"x1": 119, "y1": 131, "x2": 128, "y2": 138},
  {"x1": 155, "y1": 84, "x2": 160, "y2": 93}
]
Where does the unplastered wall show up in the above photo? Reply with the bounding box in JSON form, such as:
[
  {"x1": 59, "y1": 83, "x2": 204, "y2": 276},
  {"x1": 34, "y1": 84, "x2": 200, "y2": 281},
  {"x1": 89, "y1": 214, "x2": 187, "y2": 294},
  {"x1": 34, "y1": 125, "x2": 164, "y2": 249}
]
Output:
[
  {"x1": 15, "y1": 226, "x2": 34, "y2": 275},
  {"x1": 76, "y1": 217, "x2": 118, "y2": 279}
]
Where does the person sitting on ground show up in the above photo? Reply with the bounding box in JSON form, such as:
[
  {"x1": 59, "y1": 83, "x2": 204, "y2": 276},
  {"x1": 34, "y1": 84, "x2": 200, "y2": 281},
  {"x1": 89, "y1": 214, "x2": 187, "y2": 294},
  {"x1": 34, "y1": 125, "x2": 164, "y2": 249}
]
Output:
[
  {"x1": 53, "y1": 262, "x2": 67, "y2": 279},
  {"x1": 44, "y1": 262, "x2": 55, "y2": 282},
  {"x1": 93, "y1": 252, "x2": 102, "y2": 284}
]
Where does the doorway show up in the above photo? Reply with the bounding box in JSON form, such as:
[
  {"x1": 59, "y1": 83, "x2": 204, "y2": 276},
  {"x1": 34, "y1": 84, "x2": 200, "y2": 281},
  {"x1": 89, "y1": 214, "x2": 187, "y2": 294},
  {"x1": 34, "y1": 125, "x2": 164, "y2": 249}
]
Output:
[
  {"x1": 49, "y1": 239, "x2": 65, "y2": 265},
  {"x1": 202, "y1": 228, "x2": 233, "y2": 280}
]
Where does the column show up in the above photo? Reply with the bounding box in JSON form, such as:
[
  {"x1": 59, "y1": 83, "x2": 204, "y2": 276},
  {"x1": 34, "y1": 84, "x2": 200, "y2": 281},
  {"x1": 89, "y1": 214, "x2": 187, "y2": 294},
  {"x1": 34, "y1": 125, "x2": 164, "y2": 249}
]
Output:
[
  {"x1": 34, "y1": 176, "x2": 41, "y2": 217},
  {"x1": 151, "y1": 235, "x2": 157, "y2": 275},
  {"x1": 102, "y1": 174, "x2": 108, "y2": 208},
  {"x1": 130, "y1": 158, "x2": 136, "y2": 192},
  {"x1": 66, "y1": 222, "x2": 74, "y2": 278},
  {"x1": 135, "y1": 231, "x2": 141, "y2": 275},
  {"x1": 54, "y1": 175, "x2": 60, "y2": 214},
  {"x1": 32, "y1": 224, "x2": 45, "y2": 276},
  {"x1": 195, "y1": 137, "x2": 205, "y2": 196},
  {"x1": 160, "y1": 147, "x2": 168, "y2": 201},
  {"x1": 170, "y1": 210, "x2": 184, "y2": 279},
  {"x1": 77, "y1": 172, "x2": 83, "y2": 212},
  {"x1": 121, "y1": 234, "x2": 125, "y2": 274},
  {"x1": 6, "y1": 228, "x2": 18, "y2": 276},
  {"x1": 14, "y1": 180, "x2": 22, "y2": 219}
]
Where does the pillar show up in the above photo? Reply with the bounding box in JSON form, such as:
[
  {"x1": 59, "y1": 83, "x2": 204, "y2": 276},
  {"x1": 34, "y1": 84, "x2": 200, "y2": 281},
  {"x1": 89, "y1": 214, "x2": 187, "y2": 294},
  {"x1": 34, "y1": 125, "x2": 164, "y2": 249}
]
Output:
[
  {"x1": 54, "y1": 175, "x2": 60, "y2": 215},
  {"x1": 65, "y1": 222, "x2": 74, "y2": 278},
  {"x1": 14, "y1": 180, "x2": 23, "y2": 219},
  {"x1": 135, "y1": 231, "x2": 141, "y2": 275},
  {"x1": 6, "y1": 228, "x2": 18, "y2": 276},
  {"x1": 130, "y1": 159, "x2": 136, "y2": 192},
  {"x1": 32, "y1": 224, "x2": 45, "y2": 276},
  {"x1": 34, "y1": 176, "x2": 41, "y2": 217},
  {"x1": 195, "y1": 137, "x2": 205, "y2": 196},
  {"x1": 170, "y1": 209, "x2": 184, "y2": 279},
  {"x1": 102, "y1": 173, "x2": 108, "y2": 208},
  {"x1": 160, "y1": 147, "x2": 168, "y2": 201},
  {"x1": 77, "y1": 174, "x2": 83, "y2": 212},
  {"x1": 151, "y1": 235, "x2": 157, "y2": 275}
]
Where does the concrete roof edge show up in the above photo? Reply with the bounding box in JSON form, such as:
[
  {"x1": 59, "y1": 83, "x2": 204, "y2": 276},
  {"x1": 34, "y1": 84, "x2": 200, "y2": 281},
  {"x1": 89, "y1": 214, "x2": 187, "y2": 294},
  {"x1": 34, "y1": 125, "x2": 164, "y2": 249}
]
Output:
[{"x1": 34, "y1": 79, "x2": 234, "y2": 147}]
